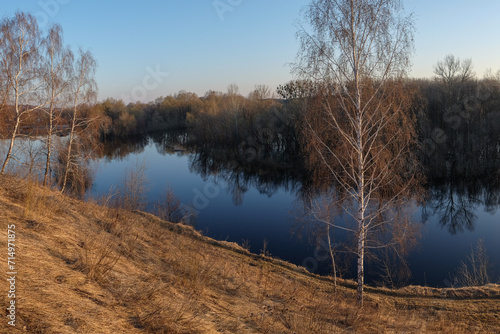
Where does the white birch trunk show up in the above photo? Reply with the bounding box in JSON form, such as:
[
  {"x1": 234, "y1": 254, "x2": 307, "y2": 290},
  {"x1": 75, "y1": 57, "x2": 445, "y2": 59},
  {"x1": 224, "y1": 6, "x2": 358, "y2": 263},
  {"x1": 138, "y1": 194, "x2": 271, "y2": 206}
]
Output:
[
  {"x1": 60, "y1": 108, "x2": 76, "y2": 193},
  {"x1": 43, "y1": 105, "x2": 54, "y2": 186},
  {"x1": 1, "y1": 116, "x2": 20, "y2": 175}
]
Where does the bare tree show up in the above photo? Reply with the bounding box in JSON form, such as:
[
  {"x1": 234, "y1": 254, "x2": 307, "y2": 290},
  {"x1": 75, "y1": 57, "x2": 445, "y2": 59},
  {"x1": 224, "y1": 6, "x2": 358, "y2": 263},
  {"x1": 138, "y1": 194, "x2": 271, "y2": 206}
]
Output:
[
  {"x1": 41, "y1": 24, "x2": 74, "y2": 186},
  {"x1": 60, "y1": 48, "x2": 97, "y2": 193},
  {"x1": 295, "y1": 0, "x2": 418, "y2": 305},
  {"x1": 433, "y1": 54, "x2": 475, "y2": 105},
  {"x1": 226, "y1": 83, "x2": 242, "y2": 112},
  {"x1": 455, "y1": 239, "x2": 491, "y2": 287},
  {"x1": 249, "y1": 84, "x2": 272, "y2": 100},
  {"x1": 155, "y1": 185, "x2": 182, "y2": 223},
  {"x1": 0, "y1": 12, "x2": 45, "y2": 175},
  {"x1": 306, "y1": 194, "x2": 340, "y2": 291},
  {"x1": 226, "y1": 83, "x2": 243, "y2": 134},
  {"x1": 116, "y1": 160, "x2": 149, "y2": 211},
  {"x1": 0, "y1": 72, "x2": 10, "y2": 141}
]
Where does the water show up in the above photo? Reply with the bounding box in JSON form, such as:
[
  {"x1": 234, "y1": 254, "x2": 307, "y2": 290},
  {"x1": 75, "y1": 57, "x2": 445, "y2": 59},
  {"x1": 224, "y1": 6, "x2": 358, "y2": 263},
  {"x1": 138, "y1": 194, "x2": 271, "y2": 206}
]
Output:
[
  {"x1": 90, "y1": 134, "x2": 500, "y2": 287},
  {"x1": 92, "y1": 141, "x2": 312, "y2": 266}
]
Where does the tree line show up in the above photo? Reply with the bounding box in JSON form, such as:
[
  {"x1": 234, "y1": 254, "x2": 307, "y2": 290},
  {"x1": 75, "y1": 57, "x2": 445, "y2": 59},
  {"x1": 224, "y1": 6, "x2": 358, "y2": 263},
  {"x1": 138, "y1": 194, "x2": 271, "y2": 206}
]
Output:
[
  {"x1": 96, "y1": 84, "x2": 281, "y2": 139},
  {"x1": 96, "y1": 64, "x2": 500, "y2": 183}
]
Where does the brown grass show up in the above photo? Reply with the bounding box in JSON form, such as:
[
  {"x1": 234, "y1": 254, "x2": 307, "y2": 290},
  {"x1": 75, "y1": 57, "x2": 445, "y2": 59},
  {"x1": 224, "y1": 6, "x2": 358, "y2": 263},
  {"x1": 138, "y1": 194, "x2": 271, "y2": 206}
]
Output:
[{"x1": 0, "y1": 174, "x2": 499, "y2": 333}]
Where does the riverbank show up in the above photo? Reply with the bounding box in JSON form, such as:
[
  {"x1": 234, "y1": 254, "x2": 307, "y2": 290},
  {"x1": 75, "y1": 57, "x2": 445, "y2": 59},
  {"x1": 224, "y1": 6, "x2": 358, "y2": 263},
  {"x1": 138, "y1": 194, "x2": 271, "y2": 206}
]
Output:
[{"x1": 1, "y1": 175, "x2": 499, "y2": 333}]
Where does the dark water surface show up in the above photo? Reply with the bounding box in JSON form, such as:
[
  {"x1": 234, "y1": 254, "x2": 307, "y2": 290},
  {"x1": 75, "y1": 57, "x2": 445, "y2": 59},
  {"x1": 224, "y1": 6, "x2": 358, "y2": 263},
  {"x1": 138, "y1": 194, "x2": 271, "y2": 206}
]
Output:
[{"x1": 90, "y1": 134, "x2": 500, "y2": 287}]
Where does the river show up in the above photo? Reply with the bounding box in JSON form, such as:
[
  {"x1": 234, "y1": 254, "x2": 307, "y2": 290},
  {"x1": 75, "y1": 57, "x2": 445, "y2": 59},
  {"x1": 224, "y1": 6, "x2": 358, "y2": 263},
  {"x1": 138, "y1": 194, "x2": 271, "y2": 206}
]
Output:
[{"x1": 83, "y1": 132, "x2": 500, "y2": 288}]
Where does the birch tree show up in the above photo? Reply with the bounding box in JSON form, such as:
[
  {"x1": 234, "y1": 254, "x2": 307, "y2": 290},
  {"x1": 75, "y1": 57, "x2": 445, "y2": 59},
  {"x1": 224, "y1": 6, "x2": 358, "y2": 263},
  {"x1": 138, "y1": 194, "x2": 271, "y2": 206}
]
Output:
[
  {"x1": 295, "y1": 0, "x2": 419, "y2": 305},
  {"x1": 41, "y1": 24, "x2": 73, "y2": 186},
  {"x1": 0, "y1": 12, "x2": 45, "y2": 175},
  {"x1": 0, "y1": 65, "x2": 9, "y2": 138},
  {"x1": 60, "y1": 49, "x2": 97, "y2": 193}
]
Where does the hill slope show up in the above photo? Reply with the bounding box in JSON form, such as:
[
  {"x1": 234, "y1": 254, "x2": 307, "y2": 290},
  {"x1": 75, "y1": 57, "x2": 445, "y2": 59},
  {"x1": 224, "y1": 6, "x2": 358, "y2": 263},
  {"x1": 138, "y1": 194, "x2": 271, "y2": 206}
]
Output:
[{"x1": 0, "y1": 175, "x2": 499, "y2": 333}]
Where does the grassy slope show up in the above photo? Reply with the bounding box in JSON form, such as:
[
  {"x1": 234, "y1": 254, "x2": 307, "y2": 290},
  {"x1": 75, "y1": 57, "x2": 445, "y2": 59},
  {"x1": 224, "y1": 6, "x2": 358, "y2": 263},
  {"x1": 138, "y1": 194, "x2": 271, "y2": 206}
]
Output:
[{"x1": 0, "y1": 175, "x2": 499, "y2": 334}]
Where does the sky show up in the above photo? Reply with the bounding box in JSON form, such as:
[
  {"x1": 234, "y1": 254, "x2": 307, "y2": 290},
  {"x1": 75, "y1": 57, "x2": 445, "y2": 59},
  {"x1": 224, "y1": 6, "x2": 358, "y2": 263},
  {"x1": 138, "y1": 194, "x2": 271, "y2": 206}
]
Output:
[{"x1": 2, "y1": 0, "x2": 500, "y2": 102}]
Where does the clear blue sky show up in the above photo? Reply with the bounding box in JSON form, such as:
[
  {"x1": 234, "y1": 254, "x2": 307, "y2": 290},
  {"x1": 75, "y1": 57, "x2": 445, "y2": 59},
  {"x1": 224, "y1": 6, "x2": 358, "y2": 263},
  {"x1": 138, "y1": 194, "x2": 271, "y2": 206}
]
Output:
[{"x1": 2, "y1": 0, "x2": 500, "y2": 102}]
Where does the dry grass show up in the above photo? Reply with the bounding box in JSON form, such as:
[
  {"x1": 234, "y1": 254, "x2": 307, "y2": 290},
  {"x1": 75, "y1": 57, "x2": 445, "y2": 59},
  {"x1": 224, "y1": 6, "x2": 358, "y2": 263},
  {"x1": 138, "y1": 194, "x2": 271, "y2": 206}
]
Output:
[{"x1": 0, "y1": 174, "x2": 499, "y2": 333}]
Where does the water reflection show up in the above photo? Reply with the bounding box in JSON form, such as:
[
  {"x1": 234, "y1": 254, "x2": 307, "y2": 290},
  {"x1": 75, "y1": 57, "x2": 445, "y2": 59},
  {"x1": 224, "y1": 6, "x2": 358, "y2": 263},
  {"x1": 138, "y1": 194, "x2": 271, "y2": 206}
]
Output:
[
  {"x1": 150, "y1": 130, "x2": 191, "y2": 155},
  {"x1": 96, "y1": 130, "x2": 500, "y2": 233},
  {"x1": 97, "y1": 130, "x2": 192, "y2": 161},
  {"x1": 99, "y1": 135, "x2": 149, "y2": 161},
  {"x1": 423, "y1": 186, "x2": 478, "y2": 235},
  {"x1": 188, "y1": 147, "x2": 306, "y2": 206},
  {"x1": 422, "y1": 144, "x2": 500, "y2": 234},
  {"x1": 95, "y1": 129, "x2": 310, "y2": 206}
]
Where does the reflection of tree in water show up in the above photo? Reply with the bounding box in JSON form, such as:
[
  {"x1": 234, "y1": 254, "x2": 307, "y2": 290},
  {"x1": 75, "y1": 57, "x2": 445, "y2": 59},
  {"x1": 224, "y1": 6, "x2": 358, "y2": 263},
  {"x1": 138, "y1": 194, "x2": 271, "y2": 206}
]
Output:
[
  {"x1": 423, "y1": 149, "x2": 500, "y2": 234},
  {"x1": 98, "y1": 130, "x2": 193, "y2": 161},
  {"x1": 98, "y1": 135, "x2": 149, "y2": 161},
  {"x1": 188, "y1": 143, "x2": 308, "y2": 206},
  {"x1": 150, "y1": 130, "x2": 191, "y2": 155},
  {"x1": 221, "y1": 171, "x2": 249, "y2": 206},
  {"x1": 423, "y1": 185, "x2": 478, "y2": 234}
]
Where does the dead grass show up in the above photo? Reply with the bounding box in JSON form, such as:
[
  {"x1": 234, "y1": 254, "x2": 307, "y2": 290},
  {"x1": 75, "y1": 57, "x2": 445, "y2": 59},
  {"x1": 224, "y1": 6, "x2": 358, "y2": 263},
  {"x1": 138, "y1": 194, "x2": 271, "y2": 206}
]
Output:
[{"x1": 0, "y1": 174, "x2": 499, "y2": 333}]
